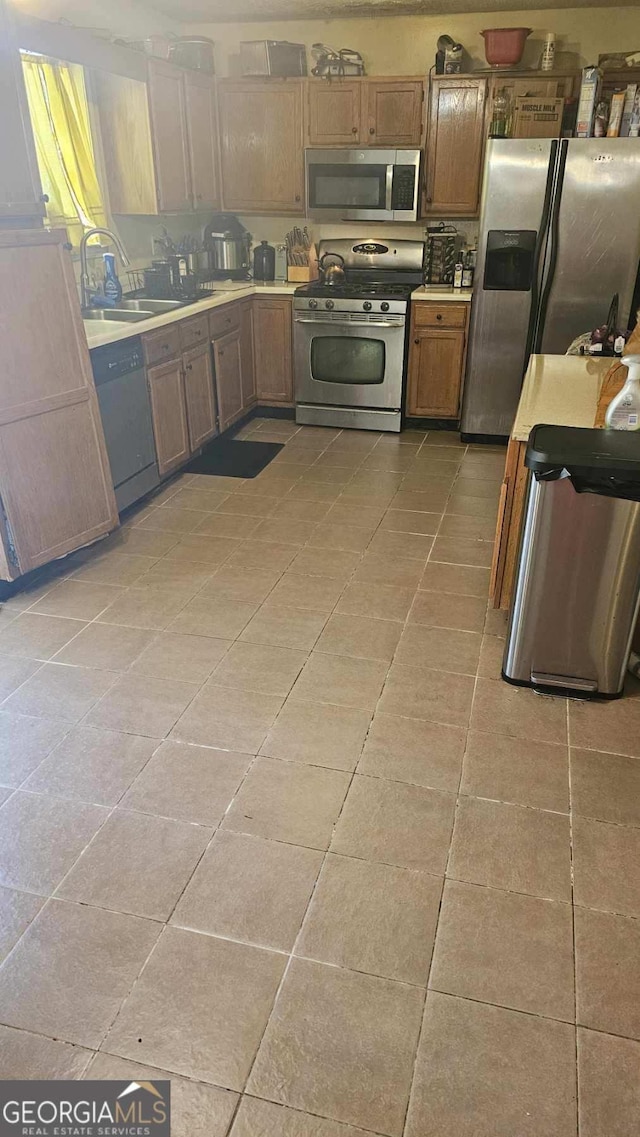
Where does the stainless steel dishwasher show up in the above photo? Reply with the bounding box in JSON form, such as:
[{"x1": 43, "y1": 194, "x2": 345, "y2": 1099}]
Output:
[{"x1": 91, "y1": 337, "x2": 160, "y2": 512}]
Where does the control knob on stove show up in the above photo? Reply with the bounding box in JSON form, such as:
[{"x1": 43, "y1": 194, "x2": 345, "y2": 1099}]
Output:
[
  {"x1": 308, "y1": 299, "x2": 318, "y2": 309},
  {"x1": 362, "y1": 301, "x2": 372, "y2": 311},
  {"x1": 325, "y1": 299, "x2": 335, "y2": 310},
  {"x1": 380, "y1": 302, "x2": 390, "y2": 312}
]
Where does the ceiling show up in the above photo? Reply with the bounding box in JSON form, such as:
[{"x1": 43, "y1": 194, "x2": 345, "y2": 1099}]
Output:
[{"x1": 146, "y1": 0, "x2": 630, "y2": 24}]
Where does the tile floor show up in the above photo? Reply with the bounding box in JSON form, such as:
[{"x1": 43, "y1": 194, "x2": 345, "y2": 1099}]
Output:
[{"x1": 1, "y1": 418, "x2": 640, "y2": 1136}]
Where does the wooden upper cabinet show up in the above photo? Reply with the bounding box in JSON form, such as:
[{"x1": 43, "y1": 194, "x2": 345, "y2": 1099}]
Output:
[
  {"x1": 219, "y1": 80, "x2": 304, "y2": 214},
  {"x1": 0, "y1": 230, "x2": 117, "y2": 578},
  {"x1": 146, "y1": 356, "x2": 190, "y2": 476},
  {"x1": 308, "y1": 81, "x2": 363, "y2": 145},
  {"x1": 184, "y1": 70, "x2": 219, "y2": 210},
  {"x1": 425, "y1": 77, "x2": 487, "y2": 216},
  {"x1": 147, "y1": 59, "x2": 192, "y2": 212},
  {"x1": 366, "y1": 80, "x2": 424, "y2": 146},
  {"x1": 183, "y1": 341, "x2": 217, "y2": 450},
  {"x1": 0, "y1": 0, "x2": 45, "y2": 224},
  {"x1": 253, "y1": 297, "x2": 293, "y2": 404}
]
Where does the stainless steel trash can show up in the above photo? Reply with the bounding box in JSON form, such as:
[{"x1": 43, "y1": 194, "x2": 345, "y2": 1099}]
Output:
[{"x1": 503, "y1": 425, "x2": 640, "y2": 698}]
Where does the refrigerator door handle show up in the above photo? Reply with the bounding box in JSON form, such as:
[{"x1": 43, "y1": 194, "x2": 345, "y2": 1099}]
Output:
[
  {"x1": 521, "y1": 139, "x2": 559, "y2": 374},
  {"x1": 532, "y1": 138, "x2": 569, "y2": 355}
]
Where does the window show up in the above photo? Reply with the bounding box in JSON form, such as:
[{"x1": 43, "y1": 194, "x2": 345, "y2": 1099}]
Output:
[{"x1": 21, "y1": 53, "x2": 107, "y2": 248}]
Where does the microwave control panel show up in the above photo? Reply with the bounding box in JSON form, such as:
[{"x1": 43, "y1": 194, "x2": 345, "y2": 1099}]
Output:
[{"x1": 391, "y1": 166, "x2": 417, "y2": 211}]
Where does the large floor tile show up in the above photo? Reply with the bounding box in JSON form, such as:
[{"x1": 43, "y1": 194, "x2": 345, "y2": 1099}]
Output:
[
  {"x1": 569, "y1": 690, "x2": 640, "y2": 757},
  {"x1": 316, "y1": 613, "x2": 402, "y2": 663},
  {"x1": 133, "y1": 559, "x2": 217, "y2": 595},
  {"x1": 260, "y1": 700, "x2": 371, "y2": 771},
  {"x1": 171, "y1": 684, "x2": 283, "y2": 752},
  {"x1": 97, "y1": 587, "x2": 189, "y2": 630},
  {"x1": 571, "y1": 747, "x2": 640, "y2": 826},
  {"x1": 572, "y1": 815, "x2": 640, "y2": 918},
  {"x1": 230, "y1": 1098, "x2": 373, "y2": 1137},
  {"x1": 577, "y1": 1027, "x2": 640, "y2": 1137},
  {"x1": 405, "y1": 991, "x2": 576, "y2": 1137},
  {"x1": 0, "y1": 791, "x2": 107, "y2": 893},
  {"x1": 379, "y1": 665, "x2": 474, "y2": 728},
  {"x1": 105, "y1": 926, "x2": 285, "y2": 1090},
  {"x1": 3, "y1": 662, "x2": 117, "y2": 723},
  {"x1": 0, "y1": 613, "x2": 86, "y2": 660},
  {"x1": 202, "y1": 564, "x2": 282, "y2": 605},
  {"x1": 336, "y1": 581, "x2": 415, "y2": 622},
  {"x1": 358, "y1": 712, "x2": 465, "y2": 792},
  {"x1": 173, "y1": 830, "x2": 322, "y2": 951},
  {"x1": 409, "y1": 589, "x2": 486, "y2": 633},
  {"x1": 0, "y1": 712, "x2": 69, "y2": 787},
  {"x1": 430, "y1": 535, "x2": 494, "y2": 568},
  {"x1": 225, "y1": 540, "x2": 298, "y2": 573},
  {"x1": 122, "y1": 740, "x2": 250, "y2": 826},
  {"x1": 331, "y1": 774, "x2": 455, "y2": 873},
  {"x1": 30, "y1": 580, "x2": 123, "y2": 620},
  {"x1": 0, "y1": 886, "x2": 44, "y2": 963},
  {"x1": 251, "y1": 517, "x2": 319, "y2": 546},
  {"x1": 222, "y1": 757, "x2": 349, "y2": 850},
  {"x1": 419, "y1": 561, "x2": 490, "y2": 597},
  {"x1": 296, "y1": 853, "x2": 442, "y2": 985},
  {"x1": 85, "y1": 673, "x2": 198, "y2": 738},
  {"x1": 461, "y1": 731, "x2": 569, "y2": 813},
  {"x1": 394, "y1": 623, "x2": 481, "y2": 675},
  {"x1": 24, "y1": 726, "x2": 157, "y2": 806},
  {"x1": 212, "y1": 641, "x2": 308, "y2": 697},
  {"x1": 430, "y1": 879, "x2": 574, "y2": 1020},
  {"x1": 72, "y1": 552, "x2": 158, "y2": 586},
  {"x1": 380, "y1": 508, "x2": 441, "y2": 536},
  {"x1": 575, "y1": 907, "x2": 640, "y2": 1040},
  {"x1": 129, "y1": 631, "x2": 230, "y2": 683},
  {"x1": 57, "y1": 808, "x2": 211, "y2": 920},
  {"x1": 164, "y1": 533, "x2": 242, "y2": 566},
  {"x1": 168, "y1": 596, "x2": 258, "y2": 639},
  {"x1": 448, "y1": 796, "x2": 571, "y2": 901},
  {"x1": 239, "y1": 605, "x2": 328, "y2": 652},
  {"x1": 0, "y1": 654, "x2": 40, "y2": 700},
  {"x1": 367, "y1": 528, "x2": 434, "y2": 561},
  {"x1": 53, "y1": 622, "x2": 154, "y2": 670},
  {"x1": 0, "y1": 899, "x2": 160, "y2": 1048},
  {"x1": 247, "y1": 957, "x2": 424, "y2": 1136},
  {"x1": 470, "y1": 677, "x2": 568, "y2": 745},
  {"x1": 352, "y1": 552, "x2": 423, "y2": 589},
  {"x1": 87, "y1": 1053, "x2": 238, "y2": 1137},
  {"x1": 292, "y1": 652, "x2": 387, "y2": 711},
  {"x1": 0, "y1": 1025, "x2": 91, "y2": 1079},
  {"x1": 288, "y1": 546, "x2": 363, "y2": 581},
  {"x1": 265, "y1": 572, "x2": 344, "y2": 614}
]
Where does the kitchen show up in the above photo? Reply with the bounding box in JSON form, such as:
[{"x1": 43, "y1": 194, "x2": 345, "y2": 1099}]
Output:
[{"x1": 1, "y1": 1, "x2": 640, "y2": 1134}]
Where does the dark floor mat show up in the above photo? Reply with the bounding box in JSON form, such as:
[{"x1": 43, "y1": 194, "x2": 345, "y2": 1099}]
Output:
[{"x1": 185, "y1": 437, "x2": 283, "y2": 479}]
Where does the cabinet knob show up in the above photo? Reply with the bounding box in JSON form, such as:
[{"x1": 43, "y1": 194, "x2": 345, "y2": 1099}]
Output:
[
  {"x1": 369, "y1": 127, "x2": 375, "y2": 135},
  {"x1": 425, "y1": 195, "x2": 432, "y2": 204},
  {"x1": 351, "y1": 126, "x2": 358, "y2": 133},
  {"x1": 414, "y1": 338, "x2": 419, "y2": 344},
  {"x1": 186, "y1": 363, "x2": 193, "y2": 371},
  {"x1": 436, "y1": 314, "x2": 443, "y2": 321},
  {"x1": 219, "y1": 349, "x2": 224, "y2": 357},
  {"x1": 40, "y1": 193, "x2": 49, "y2": 203},
  {"x1": 295, "y1": 194, "x2": 301, "y2": 202}
]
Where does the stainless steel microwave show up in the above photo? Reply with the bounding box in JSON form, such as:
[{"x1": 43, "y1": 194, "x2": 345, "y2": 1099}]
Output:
[{"x1": 305, "y1": 149, "x2": 421, "y2": 222}]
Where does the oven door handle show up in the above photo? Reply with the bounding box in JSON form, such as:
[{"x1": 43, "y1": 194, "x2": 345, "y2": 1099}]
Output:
[{"x1": 294, "y1": 317, "x2": 405, "y2": 329}]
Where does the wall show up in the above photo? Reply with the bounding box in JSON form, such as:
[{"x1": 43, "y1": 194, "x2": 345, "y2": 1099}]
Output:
[
  {"x1": 196, "y1": 5, "x2": 640, "y2": 76},
  {"x1": 13, "y1": 0, "x2": 179, "y2": 40}
]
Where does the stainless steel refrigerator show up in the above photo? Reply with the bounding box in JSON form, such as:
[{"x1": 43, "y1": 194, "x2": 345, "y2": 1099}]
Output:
[{"x1": 461, "y1": 138, "x2": 640, "y2": 438}]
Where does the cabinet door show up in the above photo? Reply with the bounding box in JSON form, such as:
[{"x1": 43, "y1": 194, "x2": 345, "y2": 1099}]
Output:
[
  {"x1": 425, "y1": 78, "x2": 486, "y2": 216},
  {"x1": 0, "y1": 0, "x2": 45, "y2": 223},
  {"x1": 253, "y1": 298, "x2": 293, "y2": 404},
  {"x1": 213, "y1": 328, "x2": 243, "y2": 433},
  {"x1": 147, "y1": 59, "x2": 191, "y2": 213},
  {"x1": 0, "y1": 230, "x2": 117, "y2": 579},
  {"x1": 146, "y1": 356, "x2": 190, "y2": 475},
  {"x1": 184, "y1": 341, "x2": 217, "y2": 451},
  {"x1": 406, "y1": 326, "x2": 465, "y2": 418},
  {"x1": 366, "y1": 80, "x2": 424, "y2": 146},
  {"x1": 308, "y1": 81, "x2": 363, "y2": 145},
  {"x1": 240, "y1": 300, "x2": 256, "y2": 408},
  {"x1": 219, "y1": 81, "x2": 304, "y2": 213},
  {"x1": 184, "y1": 70, "x2": 219, "y2": 210}
]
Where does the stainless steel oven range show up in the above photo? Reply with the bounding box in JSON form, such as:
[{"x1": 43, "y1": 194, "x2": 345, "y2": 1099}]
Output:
[{"x1": 294, "y1": 238, "x2": 425, "y2": 432}]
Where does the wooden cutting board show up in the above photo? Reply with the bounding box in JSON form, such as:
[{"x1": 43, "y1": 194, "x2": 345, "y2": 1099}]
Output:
[{"x1": 594, "y1": 322, "x2": 640, "y2": 427}]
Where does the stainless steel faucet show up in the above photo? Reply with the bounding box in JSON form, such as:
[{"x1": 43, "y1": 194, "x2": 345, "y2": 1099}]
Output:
[{"x1": 79, "y1": 227, "x2": 131, "y2": 310}]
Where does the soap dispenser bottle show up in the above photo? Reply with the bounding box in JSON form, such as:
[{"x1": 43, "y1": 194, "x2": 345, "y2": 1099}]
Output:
[
  {"x1": 605, "y1": 355, "x2": 640, "y2": 431},
  {"x1": 103, "y1": 252, "x2": 123, "y2": 304}
]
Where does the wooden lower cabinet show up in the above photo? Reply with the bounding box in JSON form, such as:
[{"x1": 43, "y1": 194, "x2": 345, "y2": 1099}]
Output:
[
  {"x1": 146, "y1": 357, "x2": 190, "y2": 476},
  {"x1": 490, "y1": 438, "x2": 528, "y2": 611},
  {"x1": 406, "y1": 304, "x2": 469, "y2": 418},
  {"x1": 253, "y1": 298, "x2": 294, "y2": 405},
  {"x1": 0, "y1": 230, "x2": 117, "y2": 580},
  {"x1": 213, "y1": 327, "x2": 243, "y2": 433},
  {"x1": 183, "y1": 341, "x2": 217, "y2": 450},
  {"x1": 240, "y1": 301, "x2": 256, "y2": 409}
]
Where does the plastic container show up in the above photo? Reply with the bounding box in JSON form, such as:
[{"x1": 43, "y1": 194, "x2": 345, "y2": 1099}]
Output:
[
  {"x1": 481, "y1": 27, "x2": 531, "y2": 67},
  {"x1": 103, "y1": 253, "x2": 122, "y2": 304},
  {"x1": 605, "y1": 355, "x2": 640, "y2": 431},
  {"x1": 540, "y1": 32, "x2": 555, "y2": 71},
  {"x1": 253, "y1": 240, "x2": 275, "y2": 281}
]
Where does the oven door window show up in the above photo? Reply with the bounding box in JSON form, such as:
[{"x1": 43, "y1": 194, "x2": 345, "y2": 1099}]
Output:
[
  {"x1": 310, "y1": 336, "x2": 385, "y2": 385},
  {"x1": 308, "y1": 164, "x2": 387, "y2": 210}
]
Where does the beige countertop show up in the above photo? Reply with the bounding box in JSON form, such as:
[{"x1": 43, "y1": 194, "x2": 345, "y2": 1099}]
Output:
[
  {"x1": 512, "y1": 354, "x2": 612, "y2": 443},
  {"x1": 411, "y1": 286, "x2": 473, "y2": 303},
  {"x1": 84, "y1": 281, "x2": 298, "y2": 350}
]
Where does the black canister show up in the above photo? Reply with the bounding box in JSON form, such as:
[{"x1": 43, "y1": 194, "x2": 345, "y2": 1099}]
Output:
[{"x1": 253, "y1": 240, "x2": 275, "y2": 281}]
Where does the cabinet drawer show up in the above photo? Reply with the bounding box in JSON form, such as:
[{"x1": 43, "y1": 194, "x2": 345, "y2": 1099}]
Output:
[
  {"x1": 179, "y1": 314, "x2": 209, "y2": 350},
  {"x1": 142, "y1": 324, "x2": 182, "y2": 367},
  {"x1": 413, "y1": 303, "x2": 468, "y2": 329},
  {"x1": 209, "y1": 303, "x2": 241, "y2": 340}
]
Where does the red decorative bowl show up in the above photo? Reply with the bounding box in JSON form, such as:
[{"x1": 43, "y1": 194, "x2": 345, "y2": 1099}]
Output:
[{"x1": 481, "y1": 27, "x2": 531, "y2": 67}]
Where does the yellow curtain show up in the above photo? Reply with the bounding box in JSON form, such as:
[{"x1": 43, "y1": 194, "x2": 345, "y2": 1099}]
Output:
[{"x1": 22, "y1": 54, "x2": 107, "y2": 249}]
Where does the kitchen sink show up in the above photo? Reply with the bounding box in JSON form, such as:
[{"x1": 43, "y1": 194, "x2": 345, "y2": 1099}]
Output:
[
  {"x1": 82, "y1": 309, "x2": 150, "y2": 323},
  {"x1": 117, "y1": 299, "x2": 183, "y2": 312}
]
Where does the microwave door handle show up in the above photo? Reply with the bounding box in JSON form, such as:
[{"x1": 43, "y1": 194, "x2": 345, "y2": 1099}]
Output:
[{"x1": 385, "y1": 165, "x2": 393, "y2": 212}]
